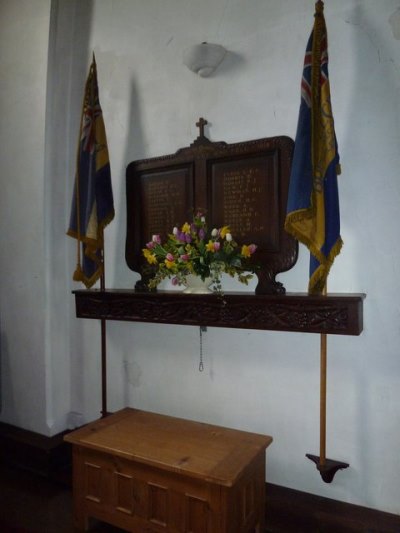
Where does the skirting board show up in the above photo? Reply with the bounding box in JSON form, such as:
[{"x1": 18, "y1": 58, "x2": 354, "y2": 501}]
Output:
[
  {"x1": 0, "y1": 420, "x2": 71, "y2": 482},
  {"x1": 265, "y1": 482, "x2": 400, "y2": 532},
  {"x1": 0, "y1": 421, "x2": 399, "y2": 531}
]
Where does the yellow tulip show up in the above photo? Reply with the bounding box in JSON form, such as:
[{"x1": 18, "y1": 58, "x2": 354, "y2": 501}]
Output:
[
  {"x1": 206, "y1": 240, "x2": 215, "y2": 252},
  {"x1": 241, "y1": 244, "x2": 251, "y2": 258},
  {"x1": 181, "y1": 222, "x2": 191, "y2": 234},
  {"x1": 143, "y1": 248, "x2": 157, "y2": 264},
  {"x1": 220, "y1": 225, "x2": 231, "y2": 239}
]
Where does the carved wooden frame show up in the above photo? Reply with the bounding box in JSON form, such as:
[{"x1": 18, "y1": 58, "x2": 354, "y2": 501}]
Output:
[{"x1": 125, "y1": 121, "x2": 298, "y2": 294}]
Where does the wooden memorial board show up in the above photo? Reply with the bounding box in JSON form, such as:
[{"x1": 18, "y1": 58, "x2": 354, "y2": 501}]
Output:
[{"x1": 126, "y1": 118, "x2": 298, "y2": 294}]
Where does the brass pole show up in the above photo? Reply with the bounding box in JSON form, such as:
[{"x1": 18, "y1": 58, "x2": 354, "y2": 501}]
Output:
[
  {"x1": 100, "y1": 230, "x2": 107, "y2": 418},
  {"x1": 320, "y1": 283, "x2": 328, "y2": 465},
  {"x1": 307, "y1": 282, "x2": 349, "y2": 482},
  {"x1": 320, "y1": 331, "x2": 327, "y2": 465},
  {"x1": 101, "y1": 317, "x2": 107, "y2": 417}
]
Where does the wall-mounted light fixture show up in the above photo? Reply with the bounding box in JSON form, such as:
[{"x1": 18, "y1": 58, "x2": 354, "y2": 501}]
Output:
[{"x1": 183, "y1": 42, "x2": 227, "y2": 77}]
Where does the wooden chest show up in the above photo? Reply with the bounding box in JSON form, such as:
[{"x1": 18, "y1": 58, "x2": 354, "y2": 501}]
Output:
[{"x1": 64, "y1": 408, "x2": 272, "y2": 532}]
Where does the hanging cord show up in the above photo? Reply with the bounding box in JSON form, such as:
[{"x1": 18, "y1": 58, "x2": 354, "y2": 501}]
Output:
[{"x1": 199, "y1": 326, "x2": 207, "y2": 371}]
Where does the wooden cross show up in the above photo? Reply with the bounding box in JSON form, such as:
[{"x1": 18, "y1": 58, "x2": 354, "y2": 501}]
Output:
[{"x1": 196, "y1": 117, "x2": 208, "y2": 138}]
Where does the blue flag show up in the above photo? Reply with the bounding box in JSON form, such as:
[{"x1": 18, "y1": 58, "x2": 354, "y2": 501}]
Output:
[
  {"x1": 285, "y1": 1, "x2": 342, "y2": 294},
  {"x1": 67, "y1": 55, "x2": 114, "y2": 288}
]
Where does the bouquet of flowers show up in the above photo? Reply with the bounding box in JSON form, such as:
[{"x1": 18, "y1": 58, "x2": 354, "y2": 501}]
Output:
[{"x1": 142, "y1": 211, "x2": 257, "y2": 292}]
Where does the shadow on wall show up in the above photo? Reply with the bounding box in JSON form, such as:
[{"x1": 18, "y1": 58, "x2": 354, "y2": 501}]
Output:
[
  {"x1": 112, "y1": 79, "x2": 147, "y2": 288},
  {"x1": 389, "y1": 8, "x2": 400, "y2": 40}
]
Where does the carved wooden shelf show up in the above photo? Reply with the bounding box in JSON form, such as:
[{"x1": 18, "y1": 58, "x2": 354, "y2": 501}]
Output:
[{"x1": 73, "y1": 290, "x2": 365, "y2": 336}]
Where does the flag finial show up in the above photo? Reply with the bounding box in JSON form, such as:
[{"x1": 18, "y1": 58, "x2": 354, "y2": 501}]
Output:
[{"x1": 315, "y1": 1, "x2": 324, "y2": 15}]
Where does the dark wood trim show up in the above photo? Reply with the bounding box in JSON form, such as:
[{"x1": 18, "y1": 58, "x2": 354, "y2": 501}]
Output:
[
  {"x1": 0, "y1": 421, "x2": 72, "y2": 483},
  {"x1": 265, "y1": 482, "x2": 400, "y2": 532},
  {"x1": 74, "y1": 289, "x2": 365, "y2": 336},
  {"x1": 0, "y1": 422, "x2": 398, "y2": 531}
]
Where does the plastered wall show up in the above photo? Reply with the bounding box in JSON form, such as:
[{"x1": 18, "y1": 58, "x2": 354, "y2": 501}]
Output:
[{"x1": 1, "y1": 0, "x2": 400, "y2": 515}]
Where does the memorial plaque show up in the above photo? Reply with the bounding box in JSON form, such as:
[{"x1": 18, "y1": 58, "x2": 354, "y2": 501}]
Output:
[
  {"x1": 139, "y1": 168, "x2": 193, "y2": 243},
  {"x1": 209, "y1": 155, "x2": 278, "y2": 250},
  {"x1": 126, "y1": 119, "x2": 298, "y2": 294}
]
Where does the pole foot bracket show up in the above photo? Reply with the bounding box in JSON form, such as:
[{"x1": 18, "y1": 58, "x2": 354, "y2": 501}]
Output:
[{"x1": 306, "y1": 454, "x2": 349, "y2": 483}]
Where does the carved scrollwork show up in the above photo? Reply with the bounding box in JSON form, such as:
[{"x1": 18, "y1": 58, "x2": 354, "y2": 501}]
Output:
[{"x1": 74, "y1": 291, "x2": 365, "y2": 336}]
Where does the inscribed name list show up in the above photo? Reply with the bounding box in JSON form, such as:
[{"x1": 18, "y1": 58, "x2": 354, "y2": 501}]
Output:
[
  {"x1": 141, "y1": 169, "x2": 192, "y2": 240},
  {"x1": 211, "y1": 156, "x2": 276, "y2": 247}
]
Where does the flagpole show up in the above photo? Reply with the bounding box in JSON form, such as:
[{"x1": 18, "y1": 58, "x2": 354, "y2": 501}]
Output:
[
  {"x1": 100, "y1": 318, "x2": 108, "y2": 417},
  {"x1": 284, "y1": 0, "x2": 348, "y2": 482},
  {"x1": 100, "y1": 230, "x2": 108, "y2": 418},
  {"x1": 320, "y1": 330, "x2": 327, "y2": 466},
  {"x1": 306, "y1": 286, "x2": 349, "y2": 482},
  {"x1": 68, "y1": 54, "x2": 114, "y2": 420},
  {"x1": 319, "y1": 283, "x2": 328, "y2": 465}
]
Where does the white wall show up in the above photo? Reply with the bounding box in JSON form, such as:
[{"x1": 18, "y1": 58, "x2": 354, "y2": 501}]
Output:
[
  {"x1": 1, "y1": 0, "x2": 400, "y2": 516},
  {"x1": 0, "y1": 0, "x2": 51, "y2": 434}
]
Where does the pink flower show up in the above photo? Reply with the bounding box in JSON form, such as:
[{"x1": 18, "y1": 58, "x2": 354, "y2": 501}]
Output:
[
  {"x1": 180, "y1": 254, "x2": 190, "y2": 261},
  {"x1": 248, "y1": 244, "x2": 257, "y2": 254},
  {"x1": 166, "y1": 253, "x2": 174, "y2": 261},
  {"x1": 171, "y1": 276, "x2": 179, "y2": 286},
  {"x1": 213, "y1": 242, "x2": 220, "y2": 251},
  {"x1": 152, "y1": 234, "x2": 161, "y2": 244},
  {"x1": 146, "y1": 241, "x2": 155, "y2": 249}
]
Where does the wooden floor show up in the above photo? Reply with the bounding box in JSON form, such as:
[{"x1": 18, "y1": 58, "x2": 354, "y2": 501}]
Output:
[{"x1": 0, "y1": 465, "x2": 126, "y2": 533}]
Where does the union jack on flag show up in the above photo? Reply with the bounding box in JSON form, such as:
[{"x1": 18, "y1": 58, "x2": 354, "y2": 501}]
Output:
[
  {"x1": 67, "y1": 54, "x2": 114, "y2": 288},
  {"x1": 285, "y1": 0, "x2": 342, "y2": 294}
]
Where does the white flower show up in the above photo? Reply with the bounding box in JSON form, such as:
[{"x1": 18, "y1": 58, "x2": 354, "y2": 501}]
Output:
[
  {"x1": 173, "y1": 226, "x2": 178, "y2": 235},
  {"x1": 226, "y1": 233, "x2": 232, "y2": 242},
  {"x1": 211, "y1": 228, "x2": 218, "y2": 237}
]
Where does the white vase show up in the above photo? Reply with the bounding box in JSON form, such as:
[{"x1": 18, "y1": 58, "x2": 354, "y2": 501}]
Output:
[{"x1": 183, "y1": 274, "x2": 213, "y2": 294}]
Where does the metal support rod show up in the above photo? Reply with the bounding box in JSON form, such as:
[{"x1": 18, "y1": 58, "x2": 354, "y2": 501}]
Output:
[
  {"x1": 100, "y1": 317, "x2": 107, "y2": 417},
  {"x1": 319, "y1": 282, "x2": 328, "y2": 465},
  {"x1": 307, "y1": 283, "x2": 349, "y2": 482},
  {"x1": 320, "y1": 332, "x2": 327, "y2": 466},
  {"x1": 100, "y1": 235, "x2": 108, "y2": 418}
]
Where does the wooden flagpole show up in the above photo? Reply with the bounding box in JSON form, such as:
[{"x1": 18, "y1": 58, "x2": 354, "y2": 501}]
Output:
[
  {"x1": 306, "y1": 284, "x2": 349, "y2": 482},
  {"x1": 319, "y1": 283, "x2": 328, "y2": 466},
  {"x1": 319, "y1": 330, "x2": 327, "y2": 466},
  {"x1": 100, "y1": 230, "x2": 108, "y2": 418}
]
